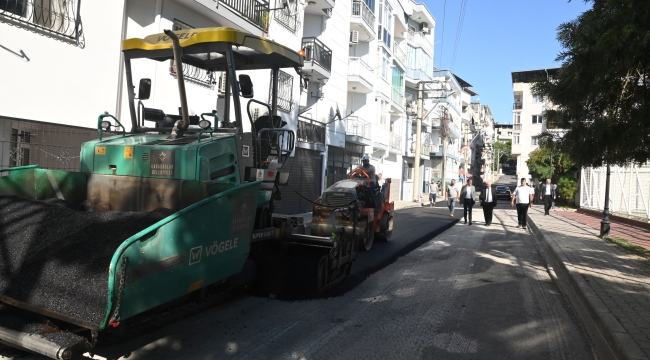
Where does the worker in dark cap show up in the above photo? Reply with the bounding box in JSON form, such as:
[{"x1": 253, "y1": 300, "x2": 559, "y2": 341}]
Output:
[{"x1": 359, "y1": 155, "x2": 377, "y2": 184}]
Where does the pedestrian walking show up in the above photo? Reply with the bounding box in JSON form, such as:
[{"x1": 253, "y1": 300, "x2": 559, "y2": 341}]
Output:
[
  {"x1": 459, "y1": 179, "x2": 477, "y2": 225},
  {"x1": 479, "y1": 180, "x2": 497, "y2": 226},
  {"x1": 446, "y1": 179, "x2": 459, "y2": 217},
  {"x1": 511, "y1": 178, "x2": 534, "y2": 229},
  {"x1": 539, "y1": 178, "x2": 556, "y2": 215},
  {"x1": 429, "y1": 180, "x2": 439, "y2": 207}
]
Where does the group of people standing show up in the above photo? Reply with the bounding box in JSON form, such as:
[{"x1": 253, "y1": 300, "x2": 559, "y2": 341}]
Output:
[{"x1": 428, "y1": 177, "x2": 559, "y2": 229}]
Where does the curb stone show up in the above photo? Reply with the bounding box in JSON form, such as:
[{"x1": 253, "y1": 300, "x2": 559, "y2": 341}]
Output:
[{"x1": 528, "y1": 213, "x2": 648, "y2": 360}]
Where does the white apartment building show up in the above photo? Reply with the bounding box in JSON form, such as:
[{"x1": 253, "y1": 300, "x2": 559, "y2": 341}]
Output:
[
  {"x1": 494, "y1": 123, "x2": 513, "y2": 143},
  {"x1": 346, "y1": 0, "x2": 435, "y2": 202},
  {"x1": 510, "y1": 68, "x2": 559, "y2": 181}
]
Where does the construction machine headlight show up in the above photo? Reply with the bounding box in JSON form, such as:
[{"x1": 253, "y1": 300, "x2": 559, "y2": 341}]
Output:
[
  {"x1": 199, "y1": 119, "x2": 212, "y2": 130},
  {"x1": 100, "y1": 121, "x2": 111, "y2": 130}
]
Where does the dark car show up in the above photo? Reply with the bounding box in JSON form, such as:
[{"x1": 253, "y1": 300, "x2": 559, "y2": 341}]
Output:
[{"x1": 495, "y1": 186, "x2": 512, "y2": 199}]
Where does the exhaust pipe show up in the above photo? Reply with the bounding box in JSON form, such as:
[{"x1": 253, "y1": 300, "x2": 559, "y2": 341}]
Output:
[{"x1": 164, "y1": 29, "x2": 190, "y2": 138}]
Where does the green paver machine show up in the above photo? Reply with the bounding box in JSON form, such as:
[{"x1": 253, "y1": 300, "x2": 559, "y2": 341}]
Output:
[{"x1": 0, "y1": 27, "x2": 359, "y2": 359}]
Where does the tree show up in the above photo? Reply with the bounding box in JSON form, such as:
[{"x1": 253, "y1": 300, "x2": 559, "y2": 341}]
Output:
[
  {"x1": 526, "y1": 146, "x2": 576, "y2": 182},
  {"x1": 558, "y1": 176, "x2": 578, "y2": 204},
  {"x1": 532, "y1": 0, "x2": 650, "y2": 167},
  {"x1": 493, "y1": 140, "x2": 515, "y2": 169}
]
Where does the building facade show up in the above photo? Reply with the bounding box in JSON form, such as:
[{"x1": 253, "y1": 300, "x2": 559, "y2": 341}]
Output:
[{"x1": 510, "y1": 68, "x2": 559, "y2": 181}]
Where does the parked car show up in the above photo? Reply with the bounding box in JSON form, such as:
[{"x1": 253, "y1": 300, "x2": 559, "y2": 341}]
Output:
[{"x1": 496, "y1": 186, "x2": 512, "y2": 199}]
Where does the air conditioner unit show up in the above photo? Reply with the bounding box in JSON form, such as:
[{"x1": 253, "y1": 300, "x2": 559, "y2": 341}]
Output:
[
  {"x1": 408, "y1": 101, "x2": 418, "y2": 116},
  {"x1": 218, "y1": 72, "x2": 227, "y2": 94},
  {"x1": 420, "y1": 22, "x2": 428, "y2": 31},
  {"x1": 350, "y1": 30, "x2": 359, "y2": 44},
  {"x1": 421, "y1": 27, "x2": 429, "y2": 34}
]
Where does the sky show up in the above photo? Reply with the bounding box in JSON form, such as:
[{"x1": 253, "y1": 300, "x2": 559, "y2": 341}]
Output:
[{"x1": 422, "y1": 0, "x2": 592, "y2": 124}]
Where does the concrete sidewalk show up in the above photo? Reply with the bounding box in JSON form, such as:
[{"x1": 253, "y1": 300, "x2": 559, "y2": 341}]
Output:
[{"x1": 528, "y1": 208, "x2": 650, "y2": 360}]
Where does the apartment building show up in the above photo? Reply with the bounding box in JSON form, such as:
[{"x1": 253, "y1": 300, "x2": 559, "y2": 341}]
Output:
[
  {"x1": 494, "y1": 123, "x2": 513, "y2": 143},
  {"x1": 510, "y1": 68, "x2": 559, "y2": 180}
]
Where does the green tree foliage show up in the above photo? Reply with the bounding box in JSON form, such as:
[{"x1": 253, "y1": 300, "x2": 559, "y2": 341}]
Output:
[
  {"x1": 532, "y1": 0, "x2": 650, "y2": 167},
  {"x1": 558, "y1": 176, "x2": 578, "y2": 201},
  {"x1": 493, "y1": 141, "x2": 513, "y2": 163},
  {"x1": 526, "y1": 146, "x2": 576, "y2": 182}
]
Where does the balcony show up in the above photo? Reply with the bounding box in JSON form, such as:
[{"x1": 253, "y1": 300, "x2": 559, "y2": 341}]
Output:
[
  {"x1": 393, "y1": 42, "x2": 407, "y2": 70},
  {"x1": 391, "y1": 87, "x2": 405, "y2": 113},
  {"x1": 389, "y1": 133, "x2": 402, "y2": 154},
  {"x1": 348, "y1": 57, "x2": 373, "y2": 93},
  {"x1": 513, "y1": 103, "x2": 522, "y2": 110},
  {"x1": 372, "y1": 126, "x2": 389, "y2": 150},
  {"x1": 350, "y1": 0, "x2": 375, "y2": 40},
  {"x1": 345, "y1": 116, "x2": 372, "y2": 146},
  {"x1": 513, "y1": 123, "x2": 522, "y2": 131},
  {"x1": 407, "y1": 141, "x2": 431, "y2": 160},
  {"x1": 297, "y1": 116, "x2": 326, "y2": 152},
  {"x1": 405, "y1": 67, "x2": 433, "y2": 83},
  {"x1": 449, "y1": 123, "x2": 461, "y2": 139},
  {"x1": 183, "y1": 0, "x2": 269, "y2": 36},
  {"x1": 406, "y1": 31, "x2": 433, "y2": 57},
  {"x1": 303, "y1": 0, "x2": 335, "y2": 15},
  {"x1": 302, "y1": 37, "x2": 332, "y2": 81}
]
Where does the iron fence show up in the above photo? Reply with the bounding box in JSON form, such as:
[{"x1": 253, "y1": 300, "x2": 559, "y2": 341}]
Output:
[
  {"x1": 297, "y1": 116, "x2": 325, "y2": 145},
  {"x1": 220, "y1": 0, "x2": 270, "y2": 29},
  {"x1": 0, "y1": 117, "x2": 102, "y2": 172},
  {"x1": 581, "y1": 165, "x2": 650, "y2": 221},
  {"x1": 345, "y1": 116, "x2": 371, "y2": 139},
  {"x1": 171, "y1": 19, "x2": 216, "y2": 89},
  {"x1": 302, "y1": 37, "x2": 332, "y2": 72},
  {"x1": 273, "y1": 0, "x2": 300, "y2": 33},
  {"x1": 1, "y1": 0, "x2": 84, "y2": 47},
  {"x1": 513, "y1": 103, "x2": 522, "y2": 110},
  {"x1": 268, "y1": 70, "x2": 294, "y2": 112},
  {"x1": 351, "y1": 0, "x2": 374, "y2": 30}
]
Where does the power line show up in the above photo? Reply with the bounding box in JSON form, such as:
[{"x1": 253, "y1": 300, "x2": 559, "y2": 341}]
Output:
[
  {"x1": 450, "y1": 0, "x2": 467, "y2": 70},
  {"x1": 438, "y1": 0, "x2": 447, "y2": 68}
]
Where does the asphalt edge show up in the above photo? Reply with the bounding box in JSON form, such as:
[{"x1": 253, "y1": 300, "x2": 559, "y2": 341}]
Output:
[{"x1": 528, "y1": 214, "x2": 648, "y2": 360}]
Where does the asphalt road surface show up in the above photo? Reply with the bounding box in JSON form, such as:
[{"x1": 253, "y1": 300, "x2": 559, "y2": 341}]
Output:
[{"x1": 1, "y1": 175, "x2": 602, "y2": 359}]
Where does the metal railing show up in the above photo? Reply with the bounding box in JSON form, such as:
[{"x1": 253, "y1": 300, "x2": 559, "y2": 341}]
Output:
[
  {"x1": 394, "y1": 42, "x2": 407, "y2": 66},
  {"x1": 351, "y1": 0, "x2": 375, "y2": 30},
  {"x1": 220, "y1": 0, "x2": 270, "y2": 30},
  {"x1": 345, "y1": 116, "x2": 371, "y2": 139},
  {"x1": 513, "y1": 103, "x2": 522, "y2": 110},
  {"x1": 513, "y1": 123, "x2": 522, "y2": 131},
  {"x1": 0, "y1": 117, "x2": 101, "y2": 171},
  {"x1": 391, "y1": 87, "x2": 405, "y2": 108},
  {"x1": 581, "y1": 165, "x2": 650, "y2": 221},
  {"x1": 273, "y1": 0, "x2": 301, "y2": 33},
  {"x1": 1, "y1": 0, "x2": 84, "y2": 46},
  {"x1": 297, "y1": 116, "x2": 325, "y2": 145},
  {"x1": 406, "y1": 31, "x2": 433, "y2": 56},
  {"x1": 268, "y1": 70, "x2": 294, "y2": 112},
  {"x1": 348, "y1": 57, "x2": 373, "y2": 84},
  {"x1": 302, "y1": 37, "x2": 332, "y2": 72},
  {"x1": 389, "y1": 133, "x2": 402, "y2": 151}
]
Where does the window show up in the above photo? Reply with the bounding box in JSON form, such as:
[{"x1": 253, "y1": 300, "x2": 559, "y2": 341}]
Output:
[
  {"x1": 170, "y1": 19, "x2": 216, "y2": 88},
  {"x1": 379, "y1": 99, "x2": 388, "y2": 127},
  {"x1": 1, "y1": 0, "x2": 84, "y2": 45},
  {"x1": 513, "y1": 134, "x2": 520, "y2": 144},
  {"x1": 532, "y1": 115, "x2": 543, "y2": 124},
  {"x1": 532, "y1": 94, "x2": 544, "y2": 103},
  {"x1": 269, "y1": 70, "x2": 294, "y2": 112},
  {"x1": 513, "y1": 113, "x2": 521, "y2": 124},
  {"x1": 531, "y1": 136, "x2": 539, "y2": 146},
  {"x1": 273, "y1": 0, "x2": 301, "y2": 33},
  {"x1": 377, "y1": 0, "x2": 392, "y2": 48},
  {"x1": 379, "y1": 48, "x2": 391, "y2": 82}
]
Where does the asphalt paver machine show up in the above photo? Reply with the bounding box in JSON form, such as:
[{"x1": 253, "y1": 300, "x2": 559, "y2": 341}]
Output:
[{"x1": 0, "y1": 27, "x2": 359, "y2": 359}]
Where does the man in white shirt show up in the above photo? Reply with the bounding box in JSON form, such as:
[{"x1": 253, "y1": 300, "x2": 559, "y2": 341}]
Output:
[
  {"x1": 479, "y1": 180, "x2": 498, "y2": 226},
  {"x1": 511, "y1": 178, "x2": 534, "y2": 229},
  {"x1": 459, "y1": 179, "x2": 477, "y2": 225},
  {"x1": 429, "y1": 180, "x2": 439, "y2": 207}
]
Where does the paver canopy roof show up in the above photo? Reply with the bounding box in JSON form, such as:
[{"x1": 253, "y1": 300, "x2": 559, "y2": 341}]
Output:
[{"x1": 122, "y1": 27, "x2": 303, "y2": 71}]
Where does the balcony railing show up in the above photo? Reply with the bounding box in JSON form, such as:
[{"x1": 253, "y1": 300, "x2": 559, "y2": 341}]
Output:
[
  {"x1": 514, "y1": 123, "x2": 522, "y2": 131},
  {"x1": 406, "y1": 31, "x2": 433, "y2": 56},
  {"x1": 220, "y1": 0, "x2": 270, "y2": 30},
  {"x1": 390, "y1": 133, "x2": 402, "y2": 151},
  {"x1": 345, "y1": 116, "x2": 371, "y2": 139},
  {"x1": 351, "y1": 0, "x2": 375, "y2": 30},
  {"x1": 348, "y1": 57, "x2": 373, "y2": 84},
  {"x1": 297, "y1": 116, "x2": 325, "y2": 145},
  {"x1": 513, "y1": 103, "x2": 522, "y2": 110},
  {"x1": 394, "y1": 42, "x2": 407, "y2": 66},
  {"x1": 0, "y1": 0, "x2": 84, "y2": 46},
  {"x1": 302, "y1": 37, "x2": 332, "y2": 72},
  {"x1": 391, "y1": 87, "x2": 405, "y2": 108}
]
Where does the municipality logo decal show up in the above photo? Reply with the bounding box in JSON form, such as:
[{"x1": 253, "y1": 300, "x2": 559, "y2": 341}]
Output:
[
  {"x1": 158, "y1": 151, "x2": 168, "y2": 162},
  {"x1": 189, "y1": 246, "x2": 202, "y2": 265}
]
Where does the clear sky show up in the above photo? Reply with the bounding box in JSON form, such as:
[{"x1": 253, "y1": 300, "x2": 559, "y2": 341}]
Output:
[{"x1": 423, "y1": 0, "x2": 592, "y2": 124}]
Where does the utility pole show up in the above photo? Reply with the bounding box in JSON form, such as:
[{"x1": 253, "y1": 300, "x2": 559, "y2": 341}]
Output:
[
  {"x1": 412, "y1": 82, "x2": 424, "y2": 202},
  {"x1": 441, "y1": 108, "x2": 447, "y2": 200},
  {"x1": 463, "y1": 126, "x2": 468, "y2": 185},
  {"x1": 600, "y1": 163, "x2": 611, "y2": 238}
]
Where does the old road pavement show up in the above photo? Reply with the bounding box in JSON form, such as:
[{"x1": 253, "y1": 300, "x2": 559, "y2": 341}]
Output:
[{"x1": 1, "y1": 176, "x2": 607, "y2": 359}]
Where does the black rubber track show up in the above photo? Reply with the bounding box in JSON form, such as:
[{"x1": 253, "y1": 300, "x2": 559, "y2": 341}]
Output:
[{"x1": 0, "y1": 196, "x2": 172, "y2": 326}]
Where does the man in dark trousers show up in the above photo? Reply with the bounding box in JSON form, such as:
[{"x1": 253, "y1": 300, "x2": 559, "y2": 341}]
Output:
[
  {"x1": 539, "y1": 178, "x2": 556, "y2": 215},
  {"x1": 511, "y1": 178, "x2": 534, "y2": 229},
  {"x1": 459, "y1": 178, "x2": 477, "y2": 225},
  {"x1": 479, "y1": 179, "x2": 497, "y2": 226}
]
